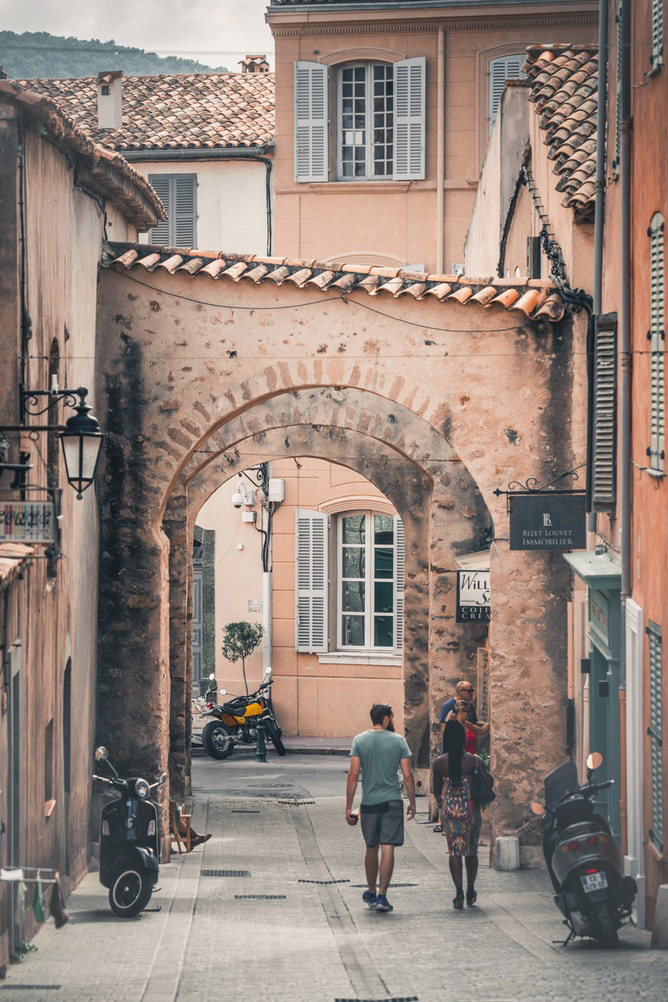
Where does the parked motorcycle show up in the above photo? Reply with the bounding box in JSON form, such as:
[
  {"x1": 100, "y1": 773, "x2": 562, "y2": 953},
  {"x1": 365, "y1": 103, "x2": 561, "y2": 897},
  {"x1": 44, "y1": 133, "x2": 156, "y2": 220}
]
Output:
[
  {"x1": 200, "y1": 668, "x2": 286, "y2": 759},
  {"x1": 531, "y1": 752, "x2": 636, "y2": 947},
  {"x1": 93, "y1": 746, "x2": 167, "y2": 918}
]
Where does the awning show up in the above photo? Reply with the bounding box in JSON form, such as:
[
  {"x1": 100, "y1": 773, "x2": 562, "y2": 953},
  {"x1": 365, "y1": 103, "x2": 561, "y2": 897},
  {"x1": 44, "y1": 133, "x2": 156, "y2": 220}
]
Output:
[
  {"x1": 563, "y1": 549, "x2": 621, "y2": 590},
  {"x1": 455, "y1": 549, "x2": 491, "y2": 571}
]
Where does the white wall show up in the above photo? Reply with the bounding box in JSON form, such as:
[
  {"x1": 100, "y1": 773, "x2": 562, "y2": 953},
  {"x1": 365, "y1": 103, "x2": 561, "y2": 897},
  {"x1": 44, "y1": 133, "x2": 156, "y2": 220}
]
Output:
[{"x1": 137, "y1": 158, "x2": 271, "y2": 255}]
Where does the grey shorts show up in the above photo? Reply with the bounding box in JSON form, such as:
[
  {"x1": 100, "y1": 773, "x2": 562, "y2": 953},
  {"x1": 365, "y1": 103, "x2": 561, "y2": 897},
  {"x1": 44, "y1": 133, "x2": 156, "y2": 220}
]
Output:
[{"x1": 360, "y1": 800, "x2": 405, "y2": 847}]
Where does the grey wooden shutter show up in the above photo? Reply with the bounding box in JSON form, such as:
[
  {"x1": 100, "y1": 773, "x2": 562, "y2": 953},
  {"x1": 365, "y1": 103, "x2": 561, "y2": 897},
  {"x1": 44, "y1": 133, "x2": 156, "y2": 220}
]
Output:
[
  {"x1": 592, "y1": 313, "x2": 617, "y2": 510},
  {"x1": 295, "y1": 510, "x2": 328, "y2": 652},
  {"x1": 488, "y1": 54, "x2": 525, "y2": 134},
  {"x1": 148, "y1": 174, "x2": 171, "y2": 244},
  {"x1": 649, "y1": 213, "x2": 665, "y2": 471},
  {"x1": 652, "y1": 0, "x2": 664, "y2": 71},
  {"x1": 393, "y1": 57, "x2": 426, "y2": 181},
  {"x1": 393, "y1": 515, "x2": 404, "y2": 653},
  {"x1": 174, "y1": 174, "x2": 197, "y2": 246},
  {"x1": 294, "y1": 61, "x2": 328, "y2": 182},
  {"x1": 647, "y1": 621, "x2": 664, "y2": 852},
  {"x1": 613, "y1": 3, "x2": 623, "y2": 177}
]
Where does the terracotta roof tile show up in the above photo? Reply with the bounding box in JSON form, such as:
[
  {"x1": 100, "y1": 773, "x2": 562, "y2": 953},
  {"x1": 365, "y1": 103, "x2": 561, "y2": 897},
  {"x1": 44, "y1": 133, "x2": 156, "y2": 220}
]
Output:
[
  {"x1": 13, "y1": 73, "x2": 275, "y2": 152},
  {"x1": 523, "y1": 44, "x2": 598, "y2": 222},
  {"x1": 0, "y1": 80, "x2": 164, "y2": 228},
  {"x1": 101, "y1": 242, "x2": 566, "y2": 323}
]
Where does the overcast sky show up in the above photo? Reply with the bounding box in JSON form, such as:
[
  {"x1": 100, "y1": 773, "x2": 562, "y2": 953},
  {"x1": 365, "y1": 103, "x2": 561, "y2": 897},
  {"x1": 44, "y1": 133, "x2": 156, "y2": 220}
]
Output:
[{"x1": 0, "y1": 0, "x2": 275, "y2": 68}]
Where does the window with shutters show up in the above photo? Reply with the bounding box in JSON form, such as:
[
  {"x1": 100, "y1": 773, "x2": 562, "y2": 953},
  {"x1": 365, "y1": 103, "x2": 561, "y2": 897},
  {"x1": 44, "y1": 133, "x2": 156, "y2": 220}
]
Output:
[
  {"x1": 294, "y1": 58, "x2": 425, "y2": 183},
  {"x1": 647, "y1": 622, "x2": 664, "y2": 853},
  {"x1": 295, "y1": 509, "x2": 403, "y2": 654},
  {"x1": 591, "y1": 313, "x2": 617, "y2": 511},
  {"x1": 651, "y1": 0, "x2": 664, "y2": 73},
  {"x1": 488, "y1": 55, "x2": 525, "y2": 135},
  {"x1": 648, "y1": 212, "x2": 665, "y2": 473},
  {"x1": 148, "y1": 173, "x2": 197, "y2": 246}
]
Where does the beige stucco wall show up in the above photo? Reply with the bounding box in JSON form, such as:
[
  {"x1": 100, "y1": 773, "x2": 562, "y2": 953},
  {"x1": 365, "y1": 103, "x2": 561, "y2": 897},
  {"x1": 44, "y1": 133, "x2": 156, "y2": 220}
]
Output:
[
  {"x1": 0, "y1": 97, "x2": 142, "y2": 960},
  {"x1": 195, "y1": 457, "x2": 406, "y2": 737},
  {"x1": 269, "y1": 3, "x2": 597, "y2": 272},
  {"x1": 135, "y1": 158, "x2": 272, "y2": 255}
]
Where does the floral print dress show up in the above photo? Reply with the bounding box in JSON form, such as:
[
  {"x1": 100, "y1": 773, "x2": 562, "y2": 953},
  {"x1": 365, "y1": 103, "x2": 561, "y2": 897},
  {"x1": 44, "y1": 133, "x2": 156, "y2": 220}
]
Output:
[{"x1": 441, "y1": 774, "x2": 482, "y2": 857}]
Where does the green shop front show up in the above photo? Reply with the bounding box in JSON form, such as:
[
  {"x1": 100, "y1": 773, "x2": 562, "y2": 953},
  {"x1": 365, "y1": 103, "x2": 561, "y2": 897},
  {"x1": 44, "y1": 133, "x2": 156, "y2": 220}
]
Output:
[{"x1": 564, "y1": 550, "x2": 622, "y2": 841}]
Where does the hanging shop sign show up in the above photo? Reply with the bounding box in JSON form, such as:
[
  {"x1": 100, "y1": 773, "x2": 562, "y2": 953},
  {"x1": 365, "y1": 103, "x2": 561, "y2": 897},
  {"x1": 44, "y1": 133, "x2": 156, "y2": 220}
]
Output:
[
  {"x1": 509, "y1": 493, "x2": 586, "y2": 551},
  {"x1": 456, "y1": 570, "x2": 491, "y2": 622},
  {"x1": 0, "y1": 501, "x2": 56, "y2": 543}
]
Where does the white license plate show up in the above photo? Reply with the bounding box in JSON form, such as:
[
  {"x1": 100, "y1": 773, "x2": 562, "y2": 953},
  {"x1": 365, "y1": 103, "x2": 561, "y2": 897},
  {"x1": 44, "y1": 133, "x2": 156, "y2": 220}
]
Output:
[{"x1": 581, "y1": 871, "x2": 608, "y2": 892}]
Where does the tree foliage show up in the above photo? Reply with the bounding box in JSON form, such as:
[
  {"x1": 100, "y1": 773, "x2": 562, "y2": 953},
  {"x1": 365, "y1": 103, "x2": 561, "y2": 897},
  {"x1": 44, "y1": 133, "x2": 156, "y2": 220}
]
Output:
[
  {"x1": 0, "y1": 30, "x2": 228, "y2": 79},
  {"x1": 221, "y1": 621, "x2": 264, "y2": 696}
]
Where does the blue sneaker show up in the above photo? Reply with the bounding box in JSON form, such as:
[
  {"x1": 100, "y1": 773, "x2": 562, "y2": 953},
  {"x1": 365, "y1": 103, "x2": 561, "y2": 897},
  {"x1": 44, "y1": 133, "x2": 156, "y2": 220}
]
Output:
[
  {"x1": 375, "y1": 894, "x2": 393, "y2": 912},
  {"x1": 362, "y1": 890, "x2": 377, "y2": 908}
]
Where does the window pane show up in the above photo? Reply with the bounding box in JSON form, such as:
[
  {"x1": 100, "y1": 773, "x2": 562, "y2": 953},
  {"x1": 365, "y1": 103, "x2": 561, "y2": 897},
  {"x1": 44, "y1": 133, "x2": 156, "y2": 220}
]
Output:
[
  {"x1": 374, "y1": 616, "x2": 393, "y2": 647},
  {"x1": 343, "y1": 581, "x2": 365, "y2": 612},
  {"x1": 343, "y1": 616, "x2": 365, "y2": 646},
  {"x1": 374, "y1": 515, "x2": 393, "y2": 543},
  {"x1": 374, "y1": 581, "x2": 393, "y2": 613},
  {"x1": 374, "y1": 547, "x2": 392, "y2": 578},
  {"x1": 343, "y1": 515, "x2": 365, "y2": 543},
  {"x1": 343, "y1": 548, "x2": 365, "y2": 577}
]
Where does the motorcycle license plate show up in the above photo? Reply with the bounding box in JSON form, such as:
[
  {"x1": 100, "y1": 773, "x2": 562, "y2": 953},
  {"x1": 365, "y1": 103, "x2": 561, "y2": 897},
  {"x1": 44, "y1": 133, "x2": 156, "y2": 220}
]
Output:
[{"x1": 581, "y1": 871, "x2": 608, "y2": 893}]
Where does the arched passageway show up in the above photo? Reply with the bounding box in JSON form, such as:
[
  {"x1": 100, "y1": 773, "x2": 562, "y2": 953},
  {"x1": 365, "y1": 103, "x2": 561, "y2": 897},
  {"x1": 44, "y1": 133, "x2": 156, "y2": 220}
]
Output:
[{"x1": 94, "y1": 247, "x2": 586, "y2": 843}]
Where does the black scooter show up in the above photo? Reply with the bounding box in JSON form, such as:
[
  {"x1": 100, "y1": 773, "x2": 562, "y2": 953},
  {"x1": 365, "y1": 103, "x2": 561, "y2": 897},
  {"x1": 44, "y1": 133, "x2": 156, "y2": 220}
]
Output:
[
  {"x1": 531, "y1": 752, "x2": 636, "y2": 947},
  {"x1": 93, "y1": 746, "x2": 167, "y2": 918}
]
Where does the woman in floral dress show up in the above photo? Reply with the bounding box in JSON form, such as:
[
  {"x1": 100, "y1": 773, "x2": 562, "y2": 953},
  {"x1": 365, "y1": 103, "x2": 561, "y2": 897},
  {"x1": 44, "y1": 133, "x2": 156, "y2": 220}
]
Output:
[{"x1": 431, "y1": 720, "x2": 493, "y2": 909}]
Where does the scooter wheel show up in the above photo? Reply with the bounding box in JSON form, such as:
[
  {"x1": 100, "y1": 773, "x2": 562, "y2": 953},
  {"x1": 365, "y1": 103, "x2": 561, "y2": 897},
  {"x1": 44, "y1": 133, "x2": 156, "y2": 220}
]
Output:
[
  {"x1": 202, "y1": 721, "x2": 235, "y2": 759},
  {"x1": 109, "y1": 866, "x2": 153, "y2": 918},
  {"x1": 590, "y1": 900, "x2": 619, "y2": 948}
]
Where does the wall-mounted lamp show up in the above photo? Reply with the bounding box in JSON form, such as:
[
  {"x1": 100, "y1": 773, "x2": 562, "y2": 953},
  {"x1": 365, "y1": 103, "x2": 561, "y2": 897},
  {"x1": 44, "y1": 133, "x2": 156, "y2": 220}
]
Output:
[{"x1": 0, "y1": 385, "x2": 104, "y2": 499}]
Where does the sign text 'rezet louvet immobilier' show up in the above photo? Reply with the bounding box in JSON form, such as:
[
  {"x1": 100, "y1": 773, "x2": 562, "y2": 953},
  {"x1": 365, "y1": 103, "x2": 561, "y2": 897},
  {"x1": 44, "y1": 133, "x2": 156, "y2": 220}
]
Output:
[{"x1": 509, "y1": 494, "x2": 586, "y2": 551}]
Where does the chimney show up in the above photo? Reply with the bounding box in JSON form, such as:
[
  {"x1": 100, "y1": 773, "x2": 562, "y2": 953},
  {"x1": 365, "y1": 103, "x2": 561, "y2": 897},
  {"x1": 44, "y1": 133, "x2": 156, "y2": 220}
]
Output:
[
  {"x1": 96, "y1": 70, "x2": 123, "y2": 129},
  {"x1": 239, "y1": 54, "x2": 269, "y2": 74}
]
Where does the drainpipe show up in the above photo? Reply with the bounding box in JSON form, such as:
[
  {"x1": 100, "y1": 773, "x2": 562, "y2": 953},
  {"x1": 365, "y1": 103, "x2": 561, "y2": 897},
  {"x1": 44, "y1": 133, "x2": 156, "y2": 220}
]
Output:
[
  {"x1": 618, "y1": 0, "x2": 632, "y2": 855},
  {"x1": 436, "y1": 26, "x2": 445, "y2": 273}
]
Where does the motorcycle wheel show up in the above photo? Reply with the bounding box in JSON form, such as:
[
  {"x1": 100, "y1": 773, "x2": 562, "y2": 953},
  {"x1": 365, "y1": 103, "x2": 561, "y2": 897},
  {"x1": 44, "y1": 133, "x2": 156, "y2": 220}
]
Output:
[
  {"x1": 265, "y1": 718, "x2": 286, "y2": 756},
  {"x1": 590, "y1": 900, "x2": 619, "y2": 948},
  {"x1": 109, "y1": 866, "x2": 153, "y2": 918},
  {"x1": 202, "y1": 720, "x2": 235, "y2": 759}
]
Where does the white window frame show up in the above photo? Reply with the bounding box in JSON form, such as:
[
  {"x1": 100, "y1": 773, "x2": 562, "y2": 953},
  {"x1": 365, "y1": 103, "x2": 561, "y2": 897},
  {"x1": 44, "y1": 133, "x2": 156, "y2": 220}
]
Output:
[
  {"x1": 337, "y1": 511, "x2": 401, "y2": 652},
  {"x1": 336, "y1": 63, "x2": 394, "y2": 181}
]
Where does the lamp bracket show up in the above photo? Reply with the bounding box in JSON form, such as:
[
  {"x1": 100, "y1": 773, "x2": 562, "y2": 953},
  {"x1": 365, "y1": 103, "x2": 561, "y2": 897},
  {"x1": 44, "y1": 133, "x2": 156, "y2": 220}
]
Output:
[
  {"x1": 20, "y1": 384, "x2": 89, "y2": 420},
  {"x1": 238, "y1": 462, "x2": 270, "y2": 494}
]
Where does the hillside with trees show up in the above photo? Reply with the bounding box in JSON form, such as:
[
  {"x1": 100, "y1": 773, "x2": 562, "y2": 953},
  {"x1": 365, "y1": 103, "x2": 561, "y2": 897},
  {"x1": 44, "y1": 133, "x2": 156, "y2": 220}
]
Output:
[{"x1": 0, "y1": 30, "x2": 228, "y2": 78}]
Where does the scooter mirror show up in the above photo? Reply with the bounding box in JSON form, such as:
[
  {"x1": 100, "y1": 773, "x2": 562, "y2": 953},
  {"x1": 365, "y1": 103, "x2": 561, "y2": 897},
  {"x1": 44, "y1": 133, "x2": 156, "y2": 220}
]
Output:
[
  {"x1": 586, "y1": 751, "x2": 604, "y2": 771},
  {"x1": 208, "y1": 673, "x2": 215, "y2": 681},
  {"x1": 95, "y1": 746, "x2": 108, "y2": 762},
  {"x1": 158, "y1": 773, "x2": 167, "y2": 787},
  {"x1": 219, "y1": 688, "x2": 228, "y2": 696},
  {"x1": 530, "y1": 801, "x2": 545, "y2": 816}
]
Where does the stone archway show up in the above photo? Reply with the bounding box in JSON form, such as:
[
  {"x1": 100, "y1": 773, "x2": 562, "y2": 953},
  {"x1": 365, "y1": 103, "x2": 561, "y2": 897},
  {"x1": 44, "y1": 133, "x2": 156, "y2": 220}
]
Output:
[{"x1": 94, "y1": 257, "x2": 585, "y2": 842}]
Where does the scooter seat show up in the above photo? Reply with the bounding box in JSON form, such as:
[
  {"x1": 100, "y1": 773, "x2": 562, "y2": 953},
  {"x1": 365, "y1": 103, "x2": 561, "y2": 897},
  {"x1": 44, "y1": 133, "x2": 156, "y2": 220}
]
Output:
[{"x1": 222, "y1": 699, "x2": 246, "y2": 713}]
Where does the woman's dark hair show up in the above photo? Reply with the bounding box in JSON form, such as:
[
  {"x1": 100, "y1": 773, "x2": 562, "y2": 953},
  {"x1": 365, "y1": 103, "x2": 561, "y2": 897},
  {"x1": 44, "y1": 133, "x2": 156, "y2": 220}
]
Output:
[{"x1": 443, "y1": 720, "x2": 466, "y2": 785}]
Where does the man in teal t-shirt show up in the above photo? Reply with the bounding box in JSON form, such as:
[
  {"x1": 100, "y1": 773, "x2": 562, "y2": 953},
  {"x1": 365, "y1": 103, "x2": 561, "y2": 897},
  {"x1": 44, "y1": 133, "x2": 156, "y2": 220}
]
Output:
[{"x1": 346, "y1": 703, "x2": 416, "y2": 912}]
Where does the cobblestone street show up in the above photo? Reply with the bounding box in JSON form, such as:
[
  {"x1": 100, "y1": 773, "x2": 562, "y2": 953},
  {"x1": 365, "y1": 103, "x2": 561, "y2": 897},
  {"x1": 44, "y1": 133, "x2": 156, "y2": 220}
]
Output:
[{"x1": 3, "y1": 750, "x2": 667, "y2": 1002}]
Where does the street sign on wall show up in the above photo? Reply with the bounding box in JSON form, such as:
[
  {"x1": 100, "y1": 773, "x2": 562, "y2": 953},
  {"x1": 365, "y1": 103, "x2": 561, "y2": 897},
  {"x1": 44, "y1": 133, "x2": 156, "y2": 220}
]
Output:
[
  {"x1": 456, "y1": 569, "x2": 491, "y2": 622},
  {"x1": 509, "y1": 493, "x2": 586, "y2": 550},
  {"x1": 0, "y1": 502, "x2": 56, "y2": 543}
]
